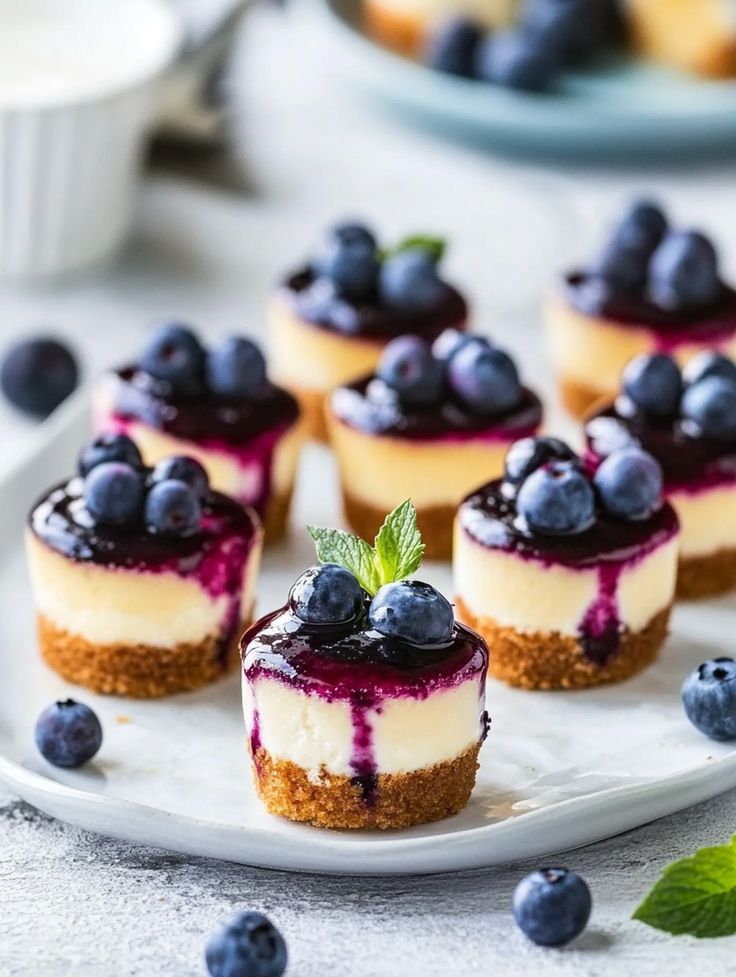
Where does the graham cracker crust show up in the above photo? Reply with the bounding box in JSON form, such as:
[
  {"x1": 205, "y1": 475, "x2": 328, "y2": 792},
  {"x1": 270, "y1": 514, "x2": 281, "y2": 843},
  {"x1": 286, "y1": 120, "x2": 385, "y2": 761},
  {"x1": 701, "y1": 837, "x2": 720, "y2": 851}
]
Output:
[
  {"x1": 677, "y1": 547, "x2": 736, "y2": 599},
  {"x1": 363, "y1": 0, "x2": 424, "y2": 56},
  {"x1": 560, "y1": 377, "x2": 610, "y2": 419},
  {"x1": 37, "y1": 614, "x2": 251, "y2": 699},
  {"x1": 455, "y1": 597, "x2": 671, "y2": 690},
  {"x1": 261, "y1": 488, "x2": 294, "y2": 544},
  {"x1": 250, "y1": 743, "x2": 481, "y2": 829},
  {"x1": 343, "y1": 490, "x2": 456, "y2": 560}
]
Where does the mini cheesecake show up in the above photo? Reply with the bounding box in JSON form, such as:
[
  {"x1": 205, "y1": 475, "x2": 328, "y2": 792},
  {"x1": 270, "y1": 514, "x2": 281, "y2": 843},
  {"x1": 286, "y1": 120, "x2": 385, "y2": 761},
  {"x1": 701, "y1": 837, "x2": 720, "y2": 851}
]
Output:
[
  {"x1": 269, "y1": 222, "x2": 468, "y2": 441},
  {"x1": 26, "y1": 440, "x2": 262, "y2": 698},
  {"x1": 626, "y1": 0, "x2": 736, "y2": 77},
  {"x1": 327, "y1": 331, "x2": 542, "y2": 559},
  {"x1": 93, "y1": 325, "x2": 306, "y2": 541},
  {"x1": 241, "y1": 504, "x2": 488, "y2": 829},
  {"x1": 455, "y1": 437, "x2": 680, "y2": 690},
  {"x1": 585, "y1": 351, "x2": 736, "y2": 599},
  {"x1": 547, "y1": 201, "x2": 736, "y2": 418},
  {"x1": 364, "y1": 0, "x2": 518, "y2": 55}
]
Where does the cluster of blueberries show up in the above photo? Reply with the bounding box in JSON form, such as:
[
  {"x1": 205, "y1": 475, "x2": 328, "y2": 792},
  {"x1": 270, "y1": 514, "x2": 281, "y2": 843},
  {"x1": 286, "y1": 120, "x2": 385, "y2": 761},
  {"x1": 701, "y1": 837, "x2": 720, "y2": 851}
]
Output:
[
  {"x1": 502, "y1": 435, "x2": 663, "y2": 535},
  {"x1": 426, "y1": 0, "x2": 619, "y2": 92},
  {"x1": 301, "y1": 221, "x2": 451, "y2": 316},
  {"x1": 290, "y1": 564, "x2": 454, "y2": 648},
  {"x1": 78, "y1": 432, "x2": 210, "y2": 537},
  {"x1": 584, "y1": 200, "x2": 722, "y2": 313},
  {"x1": 620, "y1": 349, "x2": 736, "y2": 441}
]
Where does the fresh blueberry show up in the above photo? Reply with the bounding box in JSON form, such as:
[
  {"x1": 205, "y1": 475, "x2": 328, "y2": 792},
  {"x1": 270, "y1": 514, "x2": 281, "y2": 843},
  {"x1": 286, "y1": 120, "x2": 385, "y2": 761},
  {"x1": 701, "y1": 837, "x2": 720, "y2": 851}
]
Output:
[
  {"x1": 590, "y1": 200, "x2": 667, "y2": 294},
  {"x1": 649, "y1": 230, "x2": 721, "y2": 311},
  {"x1": 426, "y1": 17, "x2": 483, "y2": 77},
  {"x1": 0, "y1": 337, "x2": 79, "y2": 418},
  {"x1": 377, "y1": 336, "x2": 444, "y2": 406},
  {"x1": 681, "y1": 375, "x2": 736, "y2": 440},
  {"x1": 513, "y1": 868, "x2": 592, "y2": 947},
  {"x1": 77, "y1": 433, "x2": 143, "y2": 477},
  {"x1": 205, "y1": 911, "x2": 287, "y2": 977},
  {"x1": 447, "y1": 338, "x2": 522, "y2": 414},
  {"x1": 290, "y1": 564, "x2": 365, "y2": 625},
  {"x1": 296, "y1": 278, "x2": 362, "y2": 335},
  {"x1": 594, "y1": 447, "x2": 663, "y2": 520},
  {"x1": 139, "y1": 323, "x2": 205, "y2": 395},
  {"x1": 474, "y1": 30, "x2": 559, "y2": 92},
  {"x1": 615, "y1": 199, "x2": 668, "y2": 253},
  {"x1": 369, "y1": 580, "x2": 454, "y2": 646},
  {"x1": 84, "y1": 462, "x2": 145, "y2": 527},
  {"x1": 682, "y1": 350, "x2": 736, "y2": 388},
  {"x1": 516, "y1": 461, "x2": 596, "y2": 535},
  {"x1": 504, "y1": 436, "x2": 577, "y2": 488},
  {"x1": 151, "y1": 456, "x2": 209, "y2": 498},
  {"x1": 521, "y1": 0, "x2": 612, "y2": 62},
  {"x1": 621, "y1": 352, "x2": 682, "y2": 418},
  {"x1": 316, "y1": 221, "x2": 379, "y2": 301},
  {"x1": 378, "y1": 249, "x2": 448, "y2": 313},
  {"x1": 35, "y1": 699, "x2": 102, "y2": 769},
  {"x1": 682, "y1": 658, "x2": 736, "y2": 742},
  {"x1": 431, "y1": 328, "x2": 473, "y2": 363},
  {"x1": 145, "y1": 479, "x2": 202, "y2": 537},
  {"x1": 591, "y1": 239, "x2": 649, "y2": 295},
  {"x1": 206, "y1": 337, "x2": 267, "y2": 398},
  {"x1": 585, "y1": 416, "x2": 639, "y2": 459}
]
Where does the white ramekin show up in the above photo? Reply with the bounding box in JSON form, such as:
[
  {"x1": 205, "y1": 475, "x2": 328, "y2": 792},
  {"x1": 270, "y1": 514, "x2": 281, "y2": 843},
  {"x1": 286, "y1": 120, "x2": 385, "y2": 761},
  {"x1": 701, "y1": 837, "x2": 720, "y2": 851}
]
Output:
[{"x1": 0, "y1": 0, "x2": 182, "y2": 279}]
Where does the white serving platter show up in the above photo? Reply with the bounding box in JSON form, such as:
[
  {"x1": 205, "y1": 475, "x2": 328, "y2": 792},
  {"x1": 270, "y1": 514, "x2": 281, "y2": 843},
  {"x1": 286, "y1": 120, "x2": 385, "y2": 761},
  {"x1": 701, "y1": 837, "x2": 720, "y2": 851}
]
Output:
[{"x1": 0, "y1": 392, "x2": 735, "y2": 875}]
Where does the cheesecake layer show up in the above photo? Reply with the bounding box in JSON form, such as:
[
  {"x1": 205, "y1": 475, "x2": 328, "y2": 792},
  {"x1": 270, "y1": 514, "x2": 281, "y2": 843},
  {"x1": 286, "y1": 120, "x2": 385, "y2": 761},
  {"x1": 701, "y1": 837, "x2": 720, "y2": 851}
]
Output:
[{"x1": 626, "y1": 0, "x2": 736, "y2": 77}]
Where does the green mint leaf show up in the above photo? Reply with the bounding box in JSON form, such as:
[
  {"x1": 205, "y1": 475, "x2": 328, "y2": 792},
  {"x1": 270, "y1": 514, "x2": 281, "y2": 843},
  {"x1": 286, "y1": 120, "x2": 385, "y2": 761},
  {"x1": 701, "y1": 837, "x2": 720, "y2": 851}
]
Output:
[
  {"x1": 633, "y1": 835, "x2": 736, "y2": 938},
  {"x1": 382, "y1": 235, "x2": 446, "y2": 263},
  {"x1": 373, "y1": 499, "x2": 425, "y2": 586},
  {"x1": 307, "y1": 525, "x2": 381, "y2": 596}
]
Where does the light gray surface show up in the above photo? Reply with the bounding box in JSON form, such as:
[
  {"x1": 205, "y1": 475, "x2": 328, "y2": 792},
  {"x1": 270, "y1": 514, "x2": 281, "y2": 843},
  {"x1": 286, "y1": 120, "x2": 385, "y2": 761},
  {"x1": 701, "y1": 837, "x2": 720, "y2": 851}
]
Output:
[{"x1": 2, "y1": 3, "x2": 736, "y2": 972}]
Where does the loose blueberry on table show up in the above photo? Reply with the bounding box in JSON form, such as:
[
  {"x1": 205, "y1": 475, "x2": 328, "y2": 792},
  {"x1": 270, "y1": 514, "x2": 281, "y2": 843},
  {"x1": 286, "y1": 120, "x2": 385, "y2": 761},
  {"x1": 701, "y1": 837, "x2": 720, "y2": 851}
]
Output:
[
  {"x1": 682, "y1": 658, "x2": 736, "y2": 741},
  {"x1": 35, "y1": 699, "x2": 103, "y2": 768},
  {"x1": 513, "y1": 867, "x2": 592, "y2": 946},
  {"x1": 206, "y1": 911, "x2": 287, "y2": 977},
  {"x1": 0, "y1": 336, "x2": 79, "y2": 418}
]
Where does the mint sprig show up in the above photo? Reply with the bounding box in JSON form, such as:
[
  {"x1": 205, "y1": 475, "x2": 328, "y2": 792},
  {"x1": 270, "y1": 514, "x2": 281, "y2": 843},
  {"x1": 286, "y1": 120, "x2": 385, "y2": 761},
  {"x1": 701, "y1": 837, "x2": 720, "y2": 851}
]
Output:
[
  {"x1": 633, "y1": 834, "x2": 736, "y2": 938},
  {"x1": 308, "y1": 500, "x2": 425, "y2": 596},
  {"x1": 381, "y1": 234, "x2": 446, "y2": 264}
]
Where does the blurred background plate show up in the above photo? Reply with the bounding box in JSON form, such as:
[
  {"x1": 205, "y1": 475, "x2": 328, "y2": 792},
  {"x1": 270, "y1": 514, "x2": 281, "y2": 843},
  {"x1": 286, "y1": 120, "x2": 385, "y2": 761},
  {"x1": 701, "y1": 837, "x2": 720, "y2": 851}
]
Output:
[{"x1": 315, "y1": 0, "x2": 736, "y2": 159}]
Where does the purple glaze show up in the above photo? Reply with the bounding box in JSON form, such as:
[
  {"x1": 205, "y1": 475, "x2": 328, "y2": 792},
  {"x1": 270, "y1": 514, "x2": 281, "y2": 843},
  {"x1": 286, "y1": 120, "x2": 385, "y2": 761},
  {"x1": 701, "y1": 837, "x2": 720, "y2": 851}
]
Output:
[
  {"x1": 281, "y1": 267, "x2": 468, "y2": 342},
  {"x1": 459, "y1": 479, "x2": 679, "y2": 665},
  {"x1": 241, "y1": 606, "x2": 488, "y2": 799},
  {"x1": 565, "y1": 272, "x2": 736, "y2": 350},
  {"x1": 585, "y1": 400, "x2": 736, "y2": 494},
  {"x1": 331, "y1": 376, "x2": 543, "y2": 441}
]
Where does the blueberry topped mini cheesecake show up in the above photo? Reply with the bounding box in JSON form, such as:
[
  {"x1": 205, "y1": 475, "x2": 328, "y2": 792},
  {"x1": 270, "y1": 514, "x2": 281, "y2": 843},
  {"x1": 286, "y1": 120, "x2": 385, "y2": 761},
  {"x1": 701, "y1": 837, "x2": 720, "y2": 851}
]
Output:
[
  {"x1": 454, "y1": 436, "x2": 680, "y2": 690},
  {"x1": 241, "y1": 501, "x2": 488, "y2": 829},
  {"x1": 26, "y1": 434, "x2": 262, "y2": 697},
  {"x1": 92, "y1": 324, "x2": 306, "y2": 541},
  {"x1": 585, "y1": 351, "x2": 736, "y2": 599},
  {"x1": 327, "y1": 329, "x2": 542, "y2": 558},
  {"x1": 269, "y1": 222, "x2": 467, "y2": 440},
  {"x1": 547, "y1": 200, "x2": 736, "y2": 417}
]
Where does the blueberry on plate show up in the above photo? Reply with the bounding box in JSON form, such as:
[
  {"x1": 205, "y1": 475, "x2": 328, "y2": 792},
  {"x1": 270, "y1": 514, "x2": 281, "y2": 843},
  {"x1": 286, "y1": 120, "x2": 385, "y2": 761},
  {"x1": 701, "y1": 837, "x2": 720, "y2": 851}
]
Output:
[
  {"x1": 84, "y1": 462, "x2": 145, "y2": 527},
  {"x1": 151, "y1": 455, "x2": 209, "y2": 498},
  {"x1": 0, "y1": 337, "x2": 79, "y2": 418},
  {"x1": 447, "y1": 338, "x2": 522, "y2": 414},
  {"x1": 145, "y1": 479, "x2": 202, "y2": 537},
  {"x1": 648, "y1": 230, "x2": 721, "y2": 311},
  {"x1": 513, "y1": 867, "x2": 592, "y2": 947},
  {"x1": 682, "y1": 658, "x2": 736, "y2": 741},
  {"x1": 35, "y1": 699, "x2": 102, "y2": 769},
  {"x1": 369, "y1": 580, "x2": 454, "y2": 646},
  {"x1": 316, "y1": 221, "x2": 379, "y2": 301},
  {"x1": 206, "y1": 337, "x2": 267, "y2": 398},
  {"x1": 621, "y1": 352, "x2": 682, "y2": 418},
  {"x1": 682, "y1": 350, "x2": 736, "y2": 389},
  {"x1": 205, "y1": 911, "x2": 287, "y2": 977},
  {"x1": 431, "y1": 328, "x2": 474, "y2": 364},
  {"x1": 139, "y1": 323, "x2": 205, "y2": 396},
  {"x1": 516, "y1": 461, "x2": 596, "y2": 535},
  {"x1": 377, "y1": 336, "x2": 444, "y2": 407},
  {"x1": 378, "y1": 248, "x2": 448, "y2": 313},
  {"x1": 77, "y1": 433, "x2": 143, "y2": 477},
  {"x1": 504, "y1": 436, "x2": 577, "y2": 489},
  {"x1": 594, "y1": 447, "x2": 663, "y2": 520},
  {"x1": 290, "y1": 564, "x2": 364, "y2": 625},
  {"x1": 474, "y1": 29, "x2": 559, "y2": 92},
  {"x1": 681, "y1": 375, "x2": 736, "y2": 441},
  {"x1": 426, "y1": 17, "x2": 483, "y2": 77}
]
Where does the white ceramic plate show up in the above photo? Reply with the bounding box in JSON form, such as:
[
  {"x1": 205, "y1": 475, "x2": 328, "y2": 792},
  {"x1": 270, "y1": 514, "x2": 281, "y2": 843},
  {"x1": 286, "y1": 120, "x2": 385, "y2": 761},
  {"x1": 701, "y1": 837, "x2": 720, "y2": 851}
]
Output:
[{"x1": 0, "y1": 393, "x2": 735, "y2": 875}]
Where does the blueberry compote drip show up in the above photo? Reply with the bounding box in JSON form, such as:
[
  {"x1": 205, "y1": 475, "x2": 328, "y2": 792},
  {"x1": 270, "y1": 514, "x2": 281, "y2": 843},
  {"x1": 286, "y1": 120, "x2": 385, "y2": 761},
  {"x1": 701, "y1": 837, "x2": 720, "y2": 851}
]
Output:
[
  {"x1": 283, "y1": 268, "x2": 468, "y2": 341},
  {"x1": 104, "y1": 367, "x2": 300, "y2": 515},
  {"x1": 241, "y1": 607, "x2": 488, "y2": 805},
  {"x1": 30, "y1": 476, "x2": 259, "y2": 665},
  {"x1": 332, "y1": 378, "x2": 543, "y2": 441},
  {"x1": 565, "y1": 272, "x2": 736, "y2": 348},
  {"x1": 459, "y1": 480, "x2": 679, "y2": 665}
]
